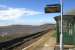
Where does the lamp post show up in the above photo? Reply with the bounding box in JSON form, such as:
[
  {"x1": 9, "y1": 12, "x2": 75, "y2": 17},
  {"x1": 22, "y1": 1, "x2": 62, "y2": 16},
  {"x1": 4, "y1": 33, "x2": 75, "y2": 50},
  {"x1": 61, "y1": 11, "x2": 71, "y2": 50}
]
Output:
[{"x1": 60, "y1": 0, "x2": 63, "y2": 50}]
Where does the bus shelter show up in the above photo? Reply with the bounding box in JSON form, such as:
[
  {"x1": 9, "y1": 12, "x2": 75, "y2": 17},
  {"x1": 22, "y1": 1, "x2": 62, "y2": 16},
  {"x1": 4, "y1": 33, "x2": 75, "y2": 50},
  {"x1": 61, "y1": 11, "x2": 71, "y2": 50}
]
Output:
[{"x1": 54, "y1": 15, "x2": 75, "y2": 50}]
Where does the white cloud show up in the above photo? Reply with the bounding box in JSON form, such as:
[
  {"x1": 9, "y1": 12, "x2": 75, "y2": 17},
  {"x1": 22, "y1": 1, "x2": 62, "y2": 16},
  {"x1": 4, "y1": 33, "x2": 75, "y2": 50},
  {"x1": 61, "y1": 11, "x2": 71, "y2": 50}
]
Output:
[{"x1": 0, "y1": 5, "x2": 42, "y2": 20}]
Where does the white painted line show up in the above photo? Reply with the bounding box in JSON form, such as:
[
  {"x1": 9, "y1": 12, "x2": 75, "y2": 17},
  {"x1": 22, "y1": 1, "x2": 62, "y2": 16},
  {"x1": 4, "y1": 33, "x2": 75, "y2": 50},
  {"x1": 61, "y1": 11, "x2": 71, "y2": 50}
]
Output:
[
  {"x1": 22, "y1": 37, "x2": 43, "y2": 50},
  {"x1": 44, "y1": 44, "x2": 49, "y2": 47},
  {"x1": 22, "y1": 31, "x2": 51, "y2": 50}
]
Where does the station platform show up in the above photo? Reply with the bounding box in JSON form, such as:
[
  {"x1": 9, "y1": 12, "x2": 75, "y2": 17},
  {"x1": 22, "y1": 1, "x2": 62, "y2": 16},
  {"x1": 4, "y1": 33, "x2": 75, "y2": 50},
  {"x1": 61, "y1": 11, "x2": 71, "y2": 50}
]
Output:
[{"x1": 22, "y1": 30, "x2": 56, "y2": 50}]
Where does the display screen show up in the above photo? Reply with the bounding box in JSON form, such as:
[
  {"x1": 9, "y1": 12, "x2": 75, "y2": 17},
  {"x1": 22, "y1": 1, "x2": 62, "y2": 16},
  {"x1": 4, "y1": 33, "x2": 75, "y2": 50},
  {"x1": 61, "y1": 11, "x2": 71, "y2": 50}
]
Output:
[{"x1": 45, "y1": 4, "x2": 61, "y2": 13}]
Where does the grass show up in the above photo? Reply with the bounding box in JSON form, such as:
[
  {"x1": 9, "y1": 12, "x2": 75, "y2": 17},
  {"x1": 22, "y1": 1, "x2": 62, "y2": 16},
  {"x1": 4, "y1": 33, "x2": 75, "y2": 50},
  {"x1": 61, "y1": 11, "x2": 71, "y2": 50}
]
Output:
[
  {"x1": 51, "y1": 30, "x2": 57, "y2": 37},
  {"x1": 0, "y1": 35, "x2": 14, "y2": 42}
]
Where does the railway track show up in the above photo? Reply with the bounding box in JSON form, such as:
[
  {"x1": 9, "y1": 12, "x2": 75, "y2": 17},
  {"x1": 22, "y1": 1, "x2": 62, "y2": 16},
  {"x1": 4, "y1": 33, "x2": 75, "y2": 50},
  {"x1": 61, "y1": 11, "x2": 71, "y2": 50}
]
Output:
[{"x1": 0, "y1": 29, "x2": 50, "y2": 50}]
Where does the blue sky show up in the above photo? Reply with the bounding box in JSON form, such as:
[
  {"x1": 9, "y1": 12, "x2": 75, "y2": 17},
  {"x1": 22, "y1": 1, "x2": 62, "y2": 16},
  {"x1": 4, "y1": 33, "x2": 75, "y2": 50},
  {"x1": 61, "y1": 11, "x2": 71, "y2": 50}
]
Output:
[{"x1": 0, "y1": 0, "x2": 75, "y2": 26}]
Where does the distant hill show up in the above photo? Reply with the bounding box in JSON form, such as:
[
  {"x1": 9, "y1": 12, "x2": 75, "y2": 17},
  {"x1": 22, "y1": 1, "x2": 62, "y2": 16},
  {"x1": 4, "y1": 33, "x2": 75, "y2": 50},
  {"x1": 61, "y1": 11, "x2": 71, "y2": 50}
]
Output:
[
  {"x1": 0, "y1": 24, "x2": 55, "y2": 41},
  {"x1": 40, "y1": 24, "x2": 55, "y2": 30}
]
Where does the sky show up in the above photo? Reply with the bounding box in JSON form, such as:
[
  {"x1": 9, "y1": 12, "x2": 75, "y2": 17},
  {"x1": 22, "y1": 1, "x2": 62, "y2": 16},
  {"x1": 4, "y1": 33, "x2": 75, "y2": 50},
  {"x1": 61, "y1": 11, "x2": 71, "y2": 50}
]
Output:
[{"x1": 0, "y1": 0, "x2": 75, "y2": 26}]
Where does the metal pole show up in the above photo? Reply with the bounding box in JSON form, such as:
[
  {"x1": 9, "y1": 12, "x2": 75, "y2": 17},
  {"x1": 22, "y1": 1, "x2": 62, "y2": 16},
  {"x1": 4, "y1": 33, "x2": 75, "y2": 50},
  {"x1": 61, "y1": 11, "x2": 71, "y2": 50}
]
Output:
[{"x1": 60, "y1": 0, "x2": 63, "y2": 50}]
